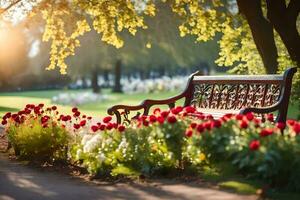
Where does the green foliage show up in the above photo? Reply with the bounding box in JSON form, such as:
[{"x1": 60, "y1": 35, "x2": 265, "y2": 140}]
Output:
[{"x1": 7, "y1": 117, "x2": 69, "y2": 161}]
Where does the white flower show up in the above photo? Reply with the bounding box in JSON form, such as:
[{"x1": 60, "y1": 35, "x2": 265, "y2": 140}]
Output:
[
  {"x1": 81, "y1": 134, "x2": 93, "y2": 146},
  {"x1": 83, "y1": 134, "x2": 102, "y2": 153},
  {"x1": 76, "y1": 149, "x2": 83, "y2": 159},
  {"x1": 52, "y1": 92, "x2": 110, "y2": 106},
  {"x1": 96, "y1": 153, "x2": 106, "y2": 162}
]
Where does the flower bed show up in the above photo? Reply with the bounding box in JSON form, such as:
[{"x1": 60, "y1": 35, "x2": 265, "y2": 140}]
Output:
[
  {"x1": 51, "y1": 92, "x2": 110, "y2": 106},
  {"x1": 2, "y1": 104, "x2": 300, "y2": 190},
  {"x1": 122, "y1": 76, "x2": 187, "y2": 94}
]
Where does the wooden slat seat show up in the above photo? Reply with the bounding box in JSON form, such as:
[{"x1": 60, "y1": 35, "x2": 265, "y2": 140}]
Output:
[{"x1": 108, "y1": 68, "x2": 297, "y2": 124}]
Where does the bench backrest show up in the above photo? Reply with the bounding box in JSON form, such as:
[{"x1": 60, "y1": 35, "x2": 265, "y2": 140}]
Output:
[
  {"x1": 190, "y1": 75, "x2": 283, "y2": 110},
  {"x1": 182, "y1": 67, "x2": 297, "y2": 122}
]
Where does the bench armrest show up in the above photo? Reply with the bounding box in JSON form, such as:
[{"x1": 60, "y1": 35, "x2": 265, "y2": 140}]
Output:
[{"x1": 107, "y1": 92, "x2": 187, "y2": 124}]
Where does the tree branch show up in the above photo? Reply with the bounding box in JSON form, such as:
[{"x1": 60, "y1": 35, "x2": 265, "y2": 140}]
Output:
[
  {"x1": 0, "y1": 0, "x2": 23, "y2": 15},
  {"x1": 287, "y1": 0, "x2": 300, "y2": 22}
]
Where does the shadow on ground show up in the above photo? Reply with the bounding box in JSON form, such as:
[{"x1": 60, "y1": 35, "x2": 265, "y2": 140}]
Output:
[{"x1": 0, "y1": 153, "x2": 257, "y2": 200}]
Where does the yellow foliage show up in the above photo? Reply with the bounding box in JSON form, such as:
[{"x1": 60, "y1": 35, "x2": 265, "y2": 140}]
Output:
[{"x1": 25, "y1": 0, "x2": 296, "y2": 78}]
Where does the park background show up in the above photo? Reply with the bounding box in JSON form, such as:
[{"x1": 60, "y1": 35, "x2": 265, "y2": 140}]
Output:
[{"x1": 0, "y1": 2, "x2": 299, "y2": 120}]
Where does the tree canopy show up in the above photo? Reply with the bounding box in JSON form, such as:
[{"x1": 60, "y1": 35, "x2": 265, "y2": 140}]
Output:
[{"x1": 0, "y1": 0, "x2": 299, "y2": 76}]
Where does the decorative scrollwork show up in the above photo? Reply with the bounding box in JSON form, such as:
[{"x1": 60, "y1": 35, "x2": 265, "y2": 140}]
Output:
[
  {"x1": 120, "y1": 110, "x2": 141, "y2": 125},
  {"x1": 191, "y1": 83, "x2": 281, "y2": 110}
]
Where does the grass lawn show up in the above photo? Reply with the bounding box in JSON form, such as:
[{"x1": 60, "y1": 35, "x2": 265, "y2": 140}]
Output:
[
  {"x1": 0, "y1": 89, "x2": 181, "y2": 120},
  {"x1": 0, "y1": 89, "x2": 299, "y2": 120}
]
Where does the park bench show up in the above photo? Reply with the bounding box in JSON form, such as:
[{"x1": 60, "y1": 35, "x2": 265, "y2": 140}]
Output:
[{"x1": 108, "y1": 67, "x2": 297, "y2": 124}]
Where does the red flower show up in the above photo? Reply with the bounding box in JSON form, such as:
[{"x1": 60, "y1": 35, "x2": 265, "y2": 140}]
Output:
[
  {"x1": 206, "y1": 114, "x2": 214, "y2": 120},
  {"x1": 73, "y1": 111, "x2": 81, "y2": 117},
  {"x1": 167, "y1": 116, "x2": 177, "y2": 124},
  {"x1": 103, "y1": 116, "x2": 112, "y2": 123},
  {"x1": 212, "y1": 120, "x2": 222, "y2": 128},
  {"x1": 34, "y1": 107, "x2": 40, "y2": 114},
  {"x1": 62, "y1": 115, "x2": 70, "y2": 122},
  {"x1": 157, "y1": 116, "x2": 165, "y2": 124},
  {"x1": 185, "y1": 129, "x2": 193, "y2": 137},
  {"x1": 73, "y1": 124, "x2": 81, "y2": 129},
  {"x1": 41, "y1": 116, "x2": 50, "y2": 124},
  {"x1": 175, "y1": 106, "x2": 183, "y2": 113},
  {"x1": 246, "y1": 112, "x2": 254, "y2": 121},
  {"x1": 287, "y1": 119, "x2": 296, "y2": 126},
  {"x1": 276, "y1": 122, "x2": 286, "y2": 130},
  {"x1": 260, "y1": 128, "x2": 273, "y2": 137},
  {"x1": 38, "y1": 103, "x2": 44, "y2": 108},
  {"x1": 112, "y1": 123, "x2": 118, "y2": 129},
  {"x1": 293, "y1": 123, "x2": 300, "y2": 134},
  {"x1": 72, "y1": 107, "x2": 78, "y2": 113},
  {"x1": 52, "y1": 106, "x2": 57, "y2": 110},
  {"x1": 171, "y1": 106, "x2": 183, "y2": 115},
  {"x1": 3, "y1": 112, "x2": 11, "y2": 119},
  {"x1": 197, "y1": 114, "x2": 205, "y2": 120},
  {"x1": 91, "y1": 125, "x2": 98, "y2": 132},
  {"x1": 190, "y1": 123, "x2": 197, "y2": 129},
  {"x1": 171, "y1": 108, "x2": 180, "y2": 115},
  {"x1": 12, "y1": 114, "x2": 18, "y2": 119},
  {"x1": 249, "y1": 140, "x2": 260, "y2": 151},
  {"x1": 153, "y1": 108, "x2": 161, "y2": 115},
  {"x1": 99, "y1": 124, "x2": 106, "y2": 131},
  {"x1": 87, "y1": 116, "x2": 92, "y2": 120},
  {"x1": 24, "y1": 109, "x2": 31, "y2": 114},
  {"x1": 161, "y1": 111, "x2": 170, "y2": 118},
  {"x1": 143, "y1": 120, "x2": 149, "y2": 127},
  {"x1": 240, "y1": 120, "x2": 248, "y2": 129},
  {"x1": 236, "y1": 114, "x2": 243, "y2": 120},
  {"x1": 118, "y1": 125, "x2": 125, "y2": 132},
  {"x1": 184, "y1": 106, "x2": 196, "y2": 113},
  {"x1": 197, "y1": 124, "x2": 204, "y2": 133},
  {"x1": 204, "y1": 122, "x2": 212, "y2": 130},
  {"x1": 149, "y1": 115, "x2": 157, "y2": 123},
  {"x1": 80, "y1": 120, "x2": 86, "y2": 127},
  {"x1": 224, "y1": 113, "x2": 233, "y2": 119},
  {"x1": 253, "y1": 118, "x2": 261, "y2": 128},
  {"x1": 1, "y1": 120, "x2": 7, "y2": 125},
  {"x1": 106, "y1": 123, "x2": 113, "y2": 130},
  {"x1": 82, "y1": 115, "x2": 86, "y2": 118},
  {"x1": 267, "y1": 113, "x2": 274, "y2": 122},
  {"x1": 18, "y1": 111, "x2": 25, "y2": 115}
]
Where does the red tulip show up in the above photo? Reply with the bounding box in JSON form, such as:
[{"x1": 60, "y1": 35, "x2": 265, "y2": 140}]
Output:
[
  {"x1": 103, "y1": 116, "x2": 112, "y2": 123},
  {"x1": 185, "y1": 129, "x2": 193, "y2": 137},
  {"x1": 118, "y1": 125, "x2": 125, "y2": 132},
  {"x1": 167, "y1": 116, "x2": 177, "y2": 124},
  {"x1": 249, "y1": 140, "x2": 260, "y2": 150},
  {"x1": 240, "y1": 120, "x2": 248, "y2": 129},
  {"x1": 91, "y1": 125, "x2": 98, "y2": 132}
]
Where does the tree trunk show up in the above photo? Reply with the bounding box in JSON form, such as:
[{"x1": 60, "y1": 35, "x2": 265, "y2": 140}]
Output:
[
  {"x1": 237, "y1": 0, "x2": 279, "y2": 74},
  {"x1": 158, "y1": 66, "x2": 165, "y2": 77},
  {"x1": 139, "y1": 70, "x2": 145, "y2": 80},
  {"x1": 113, "y1": 60, "x2": 122, "y2": 93},
  {"x1": 81, "y1": 76, "x2": 88, "y2": 89},
  {"x1": 266, "y1": 0, "x2": 300, "y2": 67},
  {"x1": 91, "y1": 68, "x2": 100, "y2": 94},
  {"x1": 103, "y1": 69, "x2": 110, "y2": 87}
]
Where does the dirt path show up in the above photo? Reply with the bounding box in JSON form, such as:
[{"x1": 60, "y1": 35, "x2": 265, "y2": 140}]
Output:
[{"x1": 0, "y1": 153, "x2": 258, "y2": 200}]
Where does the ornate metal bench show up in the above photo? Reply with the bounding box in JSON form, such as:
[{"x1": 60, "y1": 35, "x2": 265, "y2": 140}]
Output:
[{"x1": 108, "y1": 68, "x2": 297, "y2": 124}]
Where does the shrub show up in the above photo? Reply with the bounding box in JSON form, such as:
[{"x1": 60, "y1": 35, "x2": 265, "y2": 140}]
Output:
[
  {"x1": 3, "y1": 104, "x2": 70, "y2": 161},
  {"x1": 3, "y1": 104, "x2": 300, "y2": 191}
]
